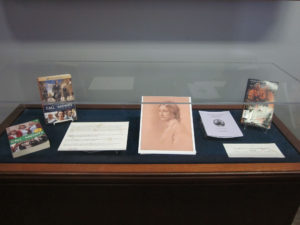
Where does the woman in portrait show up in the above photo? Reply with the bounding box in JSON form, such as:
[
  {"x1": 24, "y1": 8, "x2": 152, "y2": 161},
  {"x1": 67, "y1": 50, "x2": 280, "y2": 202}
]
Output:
[
  {"x1": 56, "y1": 111, "x2": 65, "y2": 121},
  {"x1": 157, "y1": 104, "x2": 190, "y2": 148},
  {"x1": 140, "y1": 96, "x2": 195, "y2": 153}
]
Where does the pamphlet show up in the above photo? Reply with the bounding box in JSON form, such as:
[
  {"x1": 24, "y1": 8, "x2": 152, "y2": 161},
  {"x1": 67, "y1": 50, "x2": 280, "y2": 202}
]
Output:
[
  {"x1": 223, "y1": 143, "x2": 285, "y2": 158},
  {"x1": 37, "y1": 74, "x2": 77, "y2": 124},
  {"x1": 241, "y1": 79, "x2": 279, "y2": 129},
  {"x1": 199, "y1": 111, "x2": 243, "y2": 138},
  {"x1": 58, "y1": 122, "x2": 129, "y2": 151},
  {"x1": 6, "y1": 119, "x2": 50, "y2": 158},
  {"x1": 139, "y1": 96, "x2": 196, "y2": 155}
]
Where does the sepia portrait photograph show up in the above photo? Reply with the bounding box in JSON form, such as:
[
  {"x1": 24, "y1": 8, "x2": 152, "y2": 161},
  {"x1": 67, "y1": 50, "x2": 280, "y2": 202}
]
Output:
[{"x1": 139, "y1": 96, "x2": 196, "y2": 154}]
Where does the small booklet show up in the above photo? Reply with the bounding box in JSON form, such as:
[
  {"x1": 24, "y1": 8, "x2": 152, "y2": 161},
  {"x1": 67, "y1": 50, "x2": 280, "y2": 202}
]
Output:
[
  {"x1": 241, "y1": 79, "x2": 279, "y2": 129},
  {"x1": 37, "y1": 74, "x2": 77, "y2": 124},
  {"x1": 199, "y1": 111, "x2": 243, "y2": 138},
  {"x1": 6, "y1": 119, "x2": 50, "y2": 158},
  {"x1": 138, "y1": 96, "x2": 196, "y2": 155},
  {"x1": 58, "y1": 122, "x2": 129, "y2": 151}
]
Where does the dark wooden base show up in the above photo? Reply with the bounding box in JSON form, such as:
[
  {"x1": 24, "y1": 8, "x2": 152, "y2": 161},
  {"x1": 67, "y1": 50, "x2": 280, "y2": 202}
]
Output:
[{"x1": 1, "y1": 183, "x2": 299, "y2": 225}]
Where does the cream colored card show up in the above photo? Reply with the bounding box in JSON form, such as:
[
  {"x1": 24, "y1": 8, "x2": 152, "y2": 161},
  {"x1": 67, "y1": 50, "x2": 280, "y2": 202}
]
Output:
[
  {"x1": 58, "y1": 122, "x2": 129, "y2": 151},
  {"x1": 223, "y1": 143, "x2": 285, "y2": 158}
]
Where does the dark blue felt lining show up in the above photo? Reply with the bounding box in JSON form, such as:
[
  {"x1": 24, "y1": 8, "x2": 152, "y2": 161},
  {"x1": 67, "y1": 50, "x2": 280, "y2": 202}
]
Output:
[{"x1": 0, "y1": 108, "x2": 299, "y2": 164}]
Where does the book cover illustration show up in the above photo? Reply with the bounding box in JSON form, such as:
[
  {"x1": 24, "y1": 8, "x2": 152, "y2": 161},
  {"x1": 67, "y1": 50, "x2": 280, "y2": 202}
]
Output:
[
  {"x1": 37, "y1": 74, "x2": 74, "y2": 103},
  {"x1": 43, "y1": 102, "x2": 77, "y2": 124},
  {"x1": 6, "y1": 119, "x2": 50, "y2": 158},
  {"x1": 37, "y1": 74, "x2": 77, "y2": 124},
  {"x1": 241, "y1": 79, "x2": 279, "y2": 129}
]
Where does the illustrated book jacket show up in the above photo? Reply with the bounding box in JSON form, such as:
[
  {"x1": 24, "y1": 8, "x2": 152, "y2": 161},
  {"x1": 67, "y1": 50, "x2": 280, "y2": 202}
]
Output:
[
  {"x1": 6, "y1": 119, "x2": 50, "y2": 158},
  {"x1": 37, "y1": 74, "x2": 77, "y2": 124},
  {"x1": 241, "y1": 79, "x2": 279, "y2": 129}
]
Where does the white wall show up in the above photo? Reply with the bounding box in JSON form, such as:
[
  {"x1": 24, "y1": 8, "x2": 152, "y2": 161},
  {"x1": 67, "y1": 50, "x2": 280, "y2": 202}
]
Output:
[
  {"x1": 0, "y1": 0, "x2": 300, "y2": 123},
  {"x1": 0, "y1": 1, "x2": 299, "y2": 75}
]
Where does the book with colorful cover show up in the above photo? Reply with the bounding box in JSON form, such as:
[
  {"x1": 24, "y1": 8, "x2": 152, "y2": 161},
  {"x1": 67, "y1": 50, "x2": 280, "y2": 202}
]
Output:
[
  {"x1": 37, "y1": 74, "x2": 77, "y2": 124},
  {"x1": 6, "y1": 119, "x2": 50, "y2": 158},
  {"x1": 241, "y1": 79, "x2": 279, "y2": 129}
]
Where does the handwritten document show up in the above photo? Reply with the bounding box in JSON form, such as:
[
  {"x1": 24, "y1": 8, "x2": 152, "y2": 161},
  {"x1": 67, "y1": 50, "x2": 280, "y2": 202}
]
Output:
[
  {"x1": 223, "y1": 143, "x2": 285, "y2": 158},
  {"x1": 58, "y1": 122, "x2": 129, "y2": 151}
]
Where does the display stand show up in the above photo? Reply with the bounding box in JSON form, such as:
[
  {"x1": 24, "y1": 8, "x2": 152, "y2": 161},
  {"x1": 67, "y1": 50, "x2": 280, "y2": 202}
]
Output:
[
  {"x1": 243, "y1": 124, "x2": 270, "y2": 134},
  {"x1": 53, "y1": 118, "x2": 73, "y2": 125}
]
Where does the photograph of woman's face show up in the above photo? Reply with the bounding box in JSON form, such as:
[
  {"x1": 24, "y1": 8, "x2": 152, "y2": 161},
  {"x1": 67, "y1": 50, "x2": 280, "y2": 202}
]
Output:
[
  {"x1": 159, "y1": 105, "x2": 173, "y2": 121},
  {"x1": 58, "y1": 111, "x2": 64, "y2": 120},
  {"x1": 158, "y1": 104, "x2": 180, "y2": 122}
]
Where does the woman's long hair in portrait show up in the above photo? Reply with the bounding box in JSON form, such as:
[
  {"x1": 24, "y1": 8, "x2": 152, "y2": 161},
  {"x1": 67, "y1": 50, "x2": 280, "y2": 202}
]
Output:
[{"x1": 159, "y1": 103, "x2": 181, "y2": 122}]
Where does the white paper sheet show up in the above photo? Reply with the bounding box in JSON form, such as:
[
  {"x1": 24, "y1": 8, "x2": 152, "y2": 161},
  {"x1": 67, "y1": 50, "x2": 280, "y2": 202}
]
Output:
[
  {"x1": 199, "y1": 111, "x2": 243, "y2": 138},
  {"x1": 58, "y1": 122, "x2": 129, "y2": 151},
  {"x1": 223, "y1": 143, "x2": 285, "y2": 158}
]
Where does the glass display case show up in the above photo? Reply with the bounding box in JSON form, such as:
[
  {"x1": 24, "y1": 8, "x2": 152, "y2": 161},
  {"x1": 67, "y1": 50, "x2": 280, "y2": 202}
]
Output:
[
  {"x1": 3, "y1": 1, "x2": 300, "y2": 224},
  {"x1": 1, "y1": 60, "x2": 300, "y2": 225},
  {"x1": 0, "y1": 60, "x2": 300, "y2": 172}
]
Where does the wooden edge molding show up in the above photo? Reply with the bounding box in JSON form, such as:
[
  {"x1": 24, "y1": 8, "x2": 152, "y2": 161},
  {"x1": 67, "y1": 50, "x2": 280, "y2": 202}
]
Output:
[
  {"x1": 0, "y1": 163, "x2": 300, "y2": 175},
  {"x1": 0, "y1": 104, "x2": 25, "y2": 136}
]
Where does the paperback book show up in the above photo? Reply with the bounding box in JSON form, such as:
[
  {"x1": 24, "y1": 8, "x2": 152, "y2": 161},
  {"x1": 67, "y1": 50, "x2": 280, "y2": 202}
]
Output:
[
  {"x1": 6, "y1": 119, "x2": 50, "y2": 158},
  {"x1": 37, "y1": 74, "x2": 77, "y2": 124},
  {"x1": 241, "y1": 79, "x2": 279, "y2": 129}
]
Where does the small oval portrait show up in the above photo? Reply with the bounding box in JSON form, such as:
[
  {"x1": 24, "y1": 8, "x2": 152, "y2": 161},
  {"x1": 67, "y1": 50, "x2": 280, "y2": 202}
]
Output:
[{"x1": 213, "y1": 119, "x2": 225, "y2": 127}]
